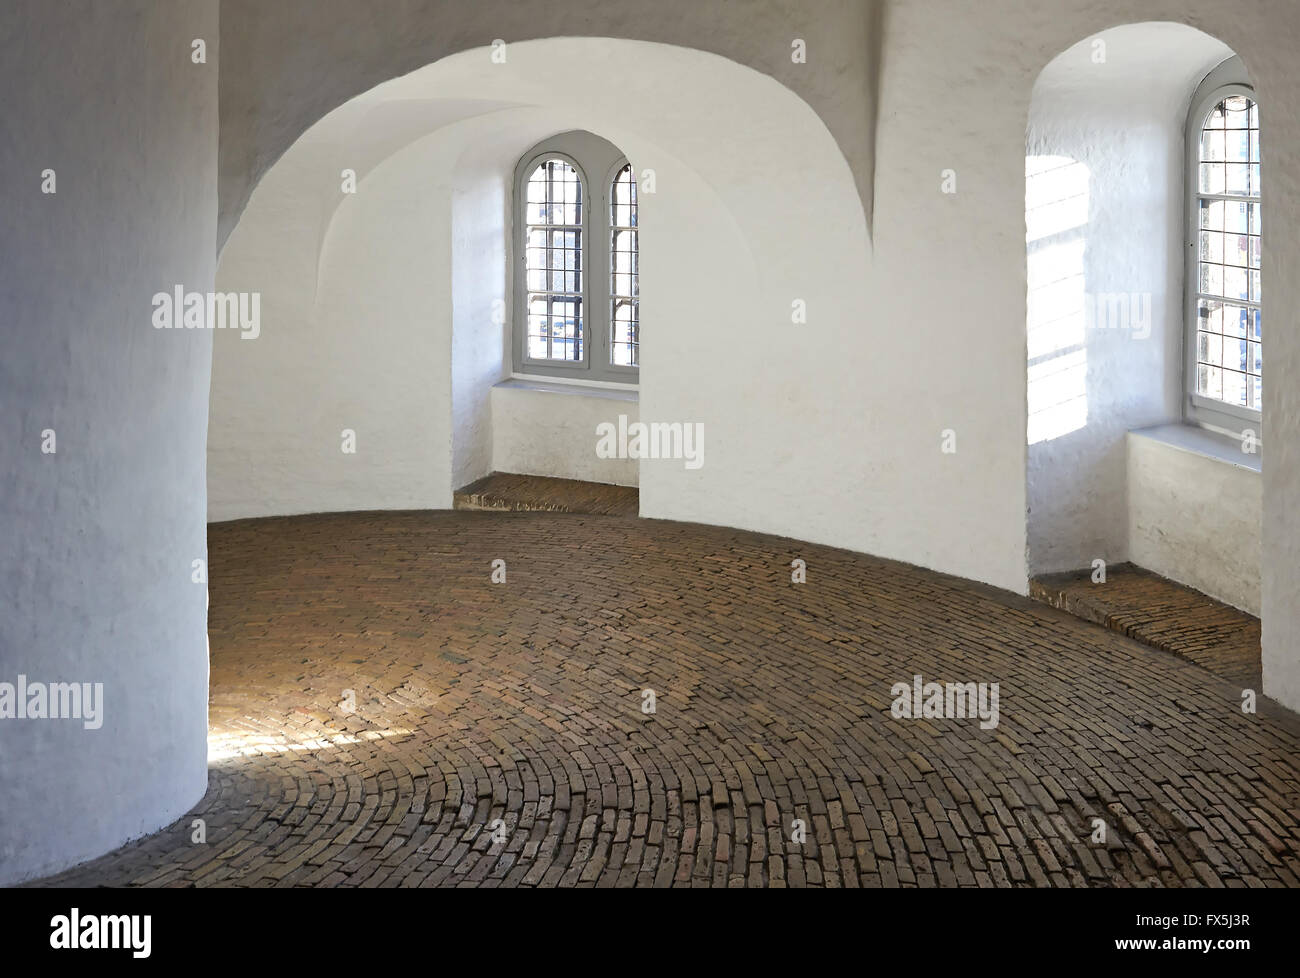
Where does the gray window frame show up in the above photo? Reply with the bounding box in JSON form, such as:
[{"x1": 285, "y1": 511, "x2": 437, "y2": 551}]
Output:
[
  {"x1": 1184, "y1": 58, "x2": 1260, "y2": 437},
  {"x1": 512, "y1": 131, "x2": 638, "y2": 384},
  {"x1": 603, "y1": 157, "x2": 640, "y2": 380}
]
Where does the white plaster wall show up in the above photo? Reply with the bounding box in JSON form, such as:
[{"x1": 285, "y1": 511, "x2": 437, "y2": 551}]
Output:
[
  {"x1": 491, "y1": 386, "x2": 640, "y2": 488},
  {"x1": 1128, "y1": 432, "x2": 1261, "y2": 615},
  {"x1": 1025, "y1": 25, "x2": 1233, "y2": 576},
  {"x1": 450, "y1": 146, "x2": 509, "y2": 491},
  {"x1": 211, "y1": 112, "x2": 518, "y2": 519},
  {"x1": 0, "y1": 0, "x2": 215, "y2": 884},
  {"x1": 212, "y1": 162, "x2": 452, "y2": 517},
  {"x1": 212, "y1": 107, "x2": 628, "y2": 519}
]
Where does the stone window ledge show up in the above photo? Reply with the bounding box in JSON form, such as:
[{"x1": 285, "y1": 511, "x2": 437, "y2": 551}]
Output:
[
  {"x1": 495, "y1": 377, "x2": 639, "y2": 403},
  {"x1": 1129, "y1": 423, "x2": 1261, "y2": 474}
]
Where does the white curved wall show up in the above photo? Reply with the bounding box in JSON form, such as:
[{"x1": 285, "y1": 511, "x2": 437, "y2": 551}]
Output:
[{"x1": 0, "y1": 0, "x2": 214, "y2": 885}]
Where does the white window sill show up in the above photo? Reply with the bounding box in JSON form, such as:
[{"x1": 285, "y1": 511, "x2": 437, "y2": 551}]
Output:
[
  {"x1": 495, "y1": 377, "x2": 639, "y2": 403},
  {"x1": 1130, "y1": 423, "x2": 1261, "y2": 474}
]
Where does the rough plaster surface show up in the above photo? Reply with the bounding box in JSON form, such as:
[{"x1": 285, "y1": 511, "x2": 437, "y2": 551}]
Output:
[
  {"x1": 215, "y1": 0, "x2": 881, "y2": 248},
  {"x1": 212, "y1": 117, "x2": 461, "y2": 520},
  {"x1": 1128, "y1": 432, "x2": 1260, "y2": 615},
  {"x1": 450, "y1": 142, "x2": 510, "y2": 493},
  {"x1": 0, "y1": 0, "x2": 216, "y2": 884},
  {"x1": 1025, "y1": 25, "x2": 1233, "y2": 576},
  {"x1": 491, "y1": 386, "x2": 640, "y2": 488}
]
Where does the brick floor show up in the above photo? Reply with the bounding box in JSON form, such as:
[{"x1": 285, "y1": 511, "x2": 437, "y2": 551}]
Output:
[
  {"x1": 30, "y1": 511, "x2": 1300, "y2": 888},
  {"x1": 455, "y1": 472, "x2": 638, "y2": 517},
  {"x1": 1030, "y1": 563, "x2": 1262, "y2": 688}
]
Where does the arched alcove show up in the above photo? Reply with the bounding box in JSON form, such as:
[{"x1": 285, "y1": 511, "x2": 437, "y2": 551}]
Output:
[
  {"x1": 1025, "y1": 23, "x2": 1252, "y2": 591},
  {"x1": 211, "y1": 38, "x2": 873, "y2": 558}
]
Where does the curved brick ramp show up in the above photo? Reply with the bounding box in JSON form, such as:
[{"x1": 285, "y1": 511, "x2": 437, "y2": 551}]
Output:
[{"x1": 32, "y1": 512, "x2": 1300, "y2": 887}]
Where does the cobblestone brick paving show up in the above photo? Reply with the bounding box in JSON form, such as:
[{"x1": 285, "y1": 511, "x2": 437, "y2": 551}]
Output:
[
  {"x1": 32, "y1": 512, "x2": 1300, "y2": 887},
  {"x1": 455, "y1": 472, "x2": 638, "y2": 517},
  {"x1": 1031, "y1": 563, "x2": 1261, "y2": 688}
]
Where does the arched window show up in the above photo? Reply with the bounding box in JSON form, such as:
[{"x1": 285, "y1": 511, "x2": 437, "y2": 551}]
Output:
[
  {"x1": 513, "y1": 132, "x2": 638, "y2": 384},
  {"x1": 610, "y1": 163, "x2": 639, "y2": 367},
  {"x1": 1186, "y1": 60, "x2": 1260, "y2": 433}
]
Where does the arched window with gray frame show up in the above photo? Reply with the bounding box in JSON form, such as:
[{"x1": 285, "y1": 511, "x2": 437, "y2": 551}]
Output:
[{"x1": 514, "y1": 131, "x2": 639, "y2": 384}]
